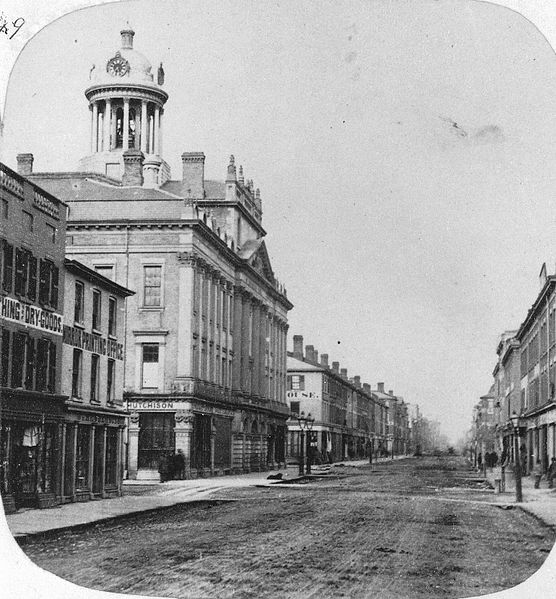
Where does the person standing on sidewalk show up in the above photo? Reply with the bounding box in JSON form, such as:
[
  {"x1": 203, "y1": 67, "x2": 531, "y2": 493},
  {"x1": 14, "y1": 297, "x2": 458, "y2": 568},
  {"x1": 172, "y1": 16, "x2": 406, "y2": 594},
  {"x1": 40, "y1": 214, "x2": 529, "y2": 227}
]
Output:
[
  {"x1": 548, "y1": 457, "x2": 556, "y2": 489},
  {"x1": 532, "y1": 459, "x2": 542, "y2": 489}
]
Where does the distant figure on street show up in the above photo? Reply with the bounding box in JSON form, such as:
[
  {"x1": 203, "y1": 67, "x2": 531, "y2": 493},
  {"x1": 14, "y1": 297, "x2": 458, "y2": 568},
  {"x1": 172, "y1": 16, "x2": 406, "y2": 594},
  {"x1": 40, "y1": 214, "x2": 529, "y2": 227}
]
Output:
[
  {"x1": 158, "y1": 454, "x2": 171, "y2": 482},
  {"x1": 172, "y1": 450, "x2": 186, "y2": 480},
  {"x1": 532, "y1": 460, "x2": 542, "y2": 489},
  {"x1": 477, "y1": 453, "x2": 483, "y2": 471},
  {"x1": 548, "y1": 458, "x2": 556, "y2": 489}
]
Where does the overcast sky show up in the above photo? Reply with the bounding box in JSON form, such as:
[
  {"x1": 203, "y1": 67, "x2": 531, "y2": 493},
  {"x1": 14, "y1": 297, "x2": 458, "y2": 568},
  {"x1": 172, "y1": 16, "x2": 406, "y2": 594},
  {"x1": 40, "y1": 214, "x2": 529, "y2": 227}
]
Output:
[{"x1": 4, "y1": 0, "x2": 556, "y2": 443}]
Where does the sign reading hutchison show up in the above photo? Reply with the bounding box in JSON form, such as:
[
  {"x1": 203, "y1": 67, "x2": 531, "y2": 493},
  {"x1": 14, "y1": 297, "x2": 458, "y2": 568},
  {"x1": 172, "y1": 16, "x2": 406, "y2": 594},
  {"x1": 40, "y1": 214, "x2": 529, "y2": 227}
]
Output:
[{"x1": 1, "y1": 295, "x2": 63, "y2": 335}]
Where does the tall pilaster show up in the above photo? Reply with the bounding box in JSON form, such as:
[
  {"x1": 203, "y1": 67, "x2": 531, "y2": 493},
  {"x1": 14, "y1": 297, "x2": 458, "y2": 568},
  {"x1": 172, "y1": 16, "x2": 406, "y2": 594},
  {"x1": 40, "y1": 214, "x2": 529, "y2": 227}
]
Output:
[
  {"x1": 175, "y1": 410, "x2": 194, "y2": 479},
  {"x1": 128, "y1": 412, "x2": 140, "y2": 479},
  {"x1": 176, "y1": 253, "x2": 196, "y2": 377}
]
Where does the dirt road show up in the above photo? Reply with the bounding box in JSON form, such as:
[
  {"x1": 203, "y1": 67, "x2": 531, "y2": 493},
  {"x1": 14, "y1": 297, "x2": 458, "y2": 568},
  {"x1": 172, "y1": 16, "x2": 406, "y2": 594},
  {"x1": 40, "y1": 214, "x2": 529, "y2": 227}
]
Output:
[{"x1": 17, "y1": 457, "x2": 555, "y2": 598}]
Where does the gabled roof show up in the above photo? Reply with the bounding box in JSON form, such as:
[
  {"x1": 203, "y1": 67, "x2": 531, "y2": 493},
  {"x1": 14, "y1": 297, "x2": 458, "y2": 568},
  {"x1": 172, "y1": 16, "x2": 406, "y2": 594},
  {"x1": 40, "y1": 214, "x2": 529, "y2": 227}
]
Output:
[
  {"x1": 239, "y1": 239, "x2": 275, "y2": 285},
  {"x1": 287, "y1": 354, "x2": 325, "y2": 372}
]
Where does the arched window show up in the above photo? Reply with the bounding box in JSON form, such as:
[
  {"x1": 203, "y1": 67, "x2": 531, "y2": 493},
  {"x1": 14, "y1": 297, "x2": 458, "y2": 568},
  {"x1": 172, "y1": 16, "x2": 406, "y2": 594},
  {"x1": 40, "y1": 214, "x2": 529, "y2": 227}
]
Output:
[
  {"x1": 129, "y1": 108, "x2": 136, "y2": 148},
  {"x1": 115, "y1": 107, "x2": 124, "y2": 148}
]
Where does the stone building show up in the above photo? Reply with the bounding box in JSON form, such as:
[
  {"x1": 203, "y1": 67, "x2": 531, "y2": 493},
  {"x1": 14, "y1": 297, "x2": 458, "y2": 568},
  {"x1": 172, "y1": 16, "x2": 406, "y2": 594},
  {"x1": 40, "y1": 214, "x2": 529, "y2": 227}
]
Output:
[
  {"x1": 25, "y1": 27, "x2": 292, "y2": 480},
  {"x1": 60, "y1": 259, "x2": 133, "y2": 500},
  {"x1": 0, "y1": 160, "x2": 67, "y2": 512},
  {"x1": 286, "y1": 335, "x2": 388, "y2": 464}
]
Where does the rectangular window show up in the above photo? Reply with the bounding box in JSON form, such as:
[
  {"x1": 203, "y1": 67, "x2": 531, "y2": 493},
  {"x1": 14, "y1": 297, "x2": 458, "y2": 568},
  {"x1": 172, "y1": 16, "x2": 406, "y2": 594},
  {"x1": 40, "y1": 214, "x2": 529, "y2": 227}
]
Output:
[
  {"x1": 1, "y1": 199, "x2": 8, "y2": 219},
  {"x1": 2, "y1": 240, "x2": 13, "y2": 293},
  {"x1": 94, "y1": 265, "x2": 115, "y2": 281},
  {"x1": 74, "y1": 281, "x2": 84, "y2": 324},
  {"x1": 46, "y1": 223, "x2": 56, "y2": 243},
  {"x1": 90, "y1": 354, "x2": 100, "y2": 402},
  {"x1": 27, "y1": 254, "x2": 37, "y2": 301},
  {"x1": 23, "y1": 211, "x2": 33, "y2": 232},
  {"x1": 108, "y1": 297, "x2": 117, "y2": 336},
  {"x1": 39, "y1": 259, "x2": 58, "y2": 307},
  {"x1": 290, "y1": 401, "x2": 300, "y2": 415},
  {"x1": 14, "y1": 248, "x2": 28, "y2": 296},
  {"x1": 72, "y1": 349, "x2": 82, "y2": 398},
  {"x1": 107, "y1": 359, "x2": 115, "y2": 402},
  {"x1": 143, "y1": 265, "x2": 162, "y2": 307},
  {"x1": 142, "y1": 344, "x2": 159, "y2": 388},
  {"x1": 290, "y1": 375, "x2": 305, "y2": 391},
  {"x1": 92, "y1": 289, "x2": 101, "y2": 330},
  {"x1": 105, "y1": 428, "x2": 118, "y2": 486},
  {"x1": 24, "y1": 336, "x2": 35, "y2": 390},
  {"x1": 36, "y1": 338, "x2": 49, "y2": 391},
  {"x1": 1, "y1": 329, "x2": 10, "y2": 387},
  {"x1": 47, "y1": 341, "x2": 56, "y2": 393},
  {"x1": 11, "y1": 332, "x2": 26, "y2": 388}
]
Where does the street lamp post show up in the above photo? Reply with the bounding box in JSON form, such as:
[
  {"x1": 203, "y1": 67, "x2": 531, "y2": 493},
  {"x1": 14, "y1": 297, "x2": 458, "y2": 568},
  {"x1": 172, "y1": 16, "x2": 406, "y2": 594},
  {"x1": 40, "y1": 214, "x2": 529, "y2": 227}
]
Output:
[
  {"x1": 297, "y1": 411, "x2": 314, "y2": 476},
  {"x1": 510, "y1": 411, "x2": 523, "y2": 503}
]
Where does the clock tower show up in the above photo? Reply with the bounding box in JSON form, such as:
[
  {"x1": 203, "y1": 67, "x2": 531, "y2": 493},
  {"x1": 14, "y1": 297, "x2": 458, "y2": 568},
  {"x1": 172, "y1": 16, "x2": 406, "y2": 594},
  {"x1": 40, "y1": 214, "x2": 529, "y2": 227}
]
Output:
[{"x1": 79, "y1": 27, "x2": 170, "y2": 185}]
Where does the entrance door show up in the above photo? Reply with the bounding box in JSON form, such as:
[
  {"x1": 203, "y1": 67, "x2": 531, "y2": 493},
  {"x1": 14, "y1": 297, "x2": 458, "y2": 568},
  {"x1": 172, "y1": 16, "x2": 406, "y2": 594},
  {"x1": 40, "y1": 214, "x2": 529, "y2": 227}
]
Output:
[
  {"x1": 11, "y1": 423, "x2": 39, "y2": 509},
  {"x1": 138, "y1": 413, "x2": 175, "y2": 470},
  {"x1": 193, "y1": 414, "x2": 211, "y2": 470}
]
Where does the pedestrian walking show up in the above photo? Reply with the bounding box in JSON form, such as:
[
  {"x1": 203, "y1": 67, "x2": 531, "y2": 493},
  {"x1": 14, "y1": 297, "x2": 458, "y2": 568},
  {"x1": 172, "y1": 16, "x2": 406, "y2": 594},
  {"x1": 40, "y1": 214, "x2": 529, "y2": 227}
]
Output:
[{"x1": 172, "y1": 449, "x2": 186, "y2": 480}]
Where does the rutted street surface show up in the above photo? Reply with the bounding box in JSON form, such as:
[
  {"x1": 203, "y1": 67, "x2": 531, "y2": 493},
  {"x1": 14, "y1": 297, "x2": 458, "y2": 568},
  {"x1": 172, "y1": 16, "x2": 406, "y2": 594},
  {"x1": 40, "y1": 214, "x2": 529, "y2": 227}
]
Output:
[{"x1": 17, "y1": 457, "x2": 555, "y2": 599}]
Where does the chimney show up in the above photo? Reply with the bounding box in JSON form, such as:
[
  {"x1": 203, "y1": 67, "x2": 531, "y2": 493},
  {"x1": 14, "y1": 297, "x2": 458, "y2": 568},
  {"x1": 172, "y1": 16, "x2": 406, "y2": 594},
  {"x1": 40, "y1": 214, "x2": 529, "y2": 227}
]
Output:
[
  {"x1": 377, "y1": 382, "x2": 385, "y2": 393},
  {"x1": 313, "y1": 349, "x2": 319, "y2": 365},
  {"x1": 16, "y1": 153, "x2": 33, "y2": 176},
  {"x1": 182, "y1": 152, "x2": 205, "y2": 199},
  {"x1": 121, "y1": 27, "x2": 135, "y2": 49},
  {"x1": 332, "y1": 361, "x2": 339, "y2": 373},
  {"x1": 305, "y1": 345, "x2": 314, "y2": 364},
  {"x1": 389, "y1": 390, "x2": 394, "y2": 396},
  {"x1": 122, "y1": 149, "x2": 144, "y2": 186},
  {"x1": 353, "y1": 375, "x2": 361, "y2": 388},
  {"x1": 321, "y1": 353, "x2": 329, "y2": 367},
  {"x1": 293, "y1": 335, "x2": 304, "y2": 360},
  {"x1": 340, "y1": 368, "x2": 348, "y2": 380},
  {"x1": 142, "y1": 156, "x2": 162, "y2": 188},
  {"x1": 363, "y1": 383, "x2": 371, "y2": 393}
]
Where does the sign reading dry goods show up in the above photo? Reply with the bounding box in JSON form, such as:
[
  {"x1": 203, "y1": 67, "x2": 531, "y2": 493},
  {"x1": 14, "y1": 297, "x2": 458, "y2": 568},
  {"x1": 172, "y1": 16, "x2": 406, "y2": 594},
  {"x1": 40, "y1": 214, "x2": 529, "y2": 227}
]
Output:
[
  {"x1": 63, "y1": 324, "x2": 124, "y2": 360},
  {"x1": 1, "y1": 295, "x2": 63, "y2": 335}
]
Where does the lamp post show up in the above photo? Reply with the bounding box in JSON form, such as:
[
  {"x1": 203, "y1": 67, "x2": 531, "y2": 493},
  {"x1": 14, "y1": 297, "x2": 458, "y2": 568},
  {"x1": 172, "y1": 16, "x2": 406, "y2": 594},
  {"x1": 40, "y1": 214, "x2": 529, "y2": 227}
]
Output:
[
  {"x1": 510, "y1": 411, "x2": 523, "y2": 503},
  {"x1": 297, "y1": 411, "x2": 314, "y2": 476}
]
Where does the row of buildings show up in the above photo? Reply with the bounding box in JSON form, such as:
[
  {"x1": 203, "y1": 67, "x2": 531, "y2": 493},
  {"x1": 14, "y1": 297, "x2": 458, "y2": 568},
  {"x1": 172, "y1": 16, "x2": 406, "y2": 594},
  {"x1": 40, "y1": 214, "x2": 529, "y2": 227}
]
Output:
[
  {"x1": 0, "y1": 27, "x2": 432, "y2": 513},
  {"x1": 470, "y1": 264, "x2": 556, "y2": 477}
]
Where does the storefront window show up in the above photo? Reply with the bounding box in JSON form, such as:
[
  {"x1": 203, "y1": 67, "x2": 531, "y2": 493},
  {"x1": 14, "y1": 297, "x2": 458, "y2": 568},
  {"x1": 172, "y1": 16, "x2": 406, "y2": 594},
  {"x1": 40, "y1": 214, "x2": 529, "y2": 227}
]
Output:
[
  {"x1": 105, "y1": 428, "x2": 118, "y2": 486},
  {"x1": 75, "y1": 425, "x2": 90, "y2": 490}
]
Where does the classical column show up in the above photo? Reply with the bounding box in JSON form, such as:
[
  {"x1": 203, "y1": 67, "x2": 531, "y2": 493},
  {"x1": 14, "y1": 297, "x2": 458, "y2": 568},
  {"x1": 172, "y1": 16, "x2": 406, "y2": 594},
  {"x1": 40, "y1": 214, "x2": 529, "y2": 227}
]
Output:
[
  {"x1": 241, "y1": 293, "x2": 250, "y2": 391},
  {"x1": 232, "y1": 289, "x2": 243, "y2": 391},
  {"x1": 104, "y1": 98, "x2": 112, "y2": 151},
  {"x1": 155, "y1": 105, "x2": 161, "y2": 155},
  {"x1": 140, "y1": 100, "x2": 148, "y2": 152},
  {"x1": 123, "y1": 98, "x2": 130, "y2": 150},
  {"x1": 92, "y1": 102, "x2": 98, "y2": 152},
  {"x1": 128, "y1": 412, "x2": 140, "y2": 479},
  {"x1": 149, "y1": 114, "x2": 154, "y2": 154},
  {"x1": 175, "y1": 410, "x2": 194, "y2": 479},
  {"x1": 89, "y1": 105, "x2": 94, "y2": 153}
]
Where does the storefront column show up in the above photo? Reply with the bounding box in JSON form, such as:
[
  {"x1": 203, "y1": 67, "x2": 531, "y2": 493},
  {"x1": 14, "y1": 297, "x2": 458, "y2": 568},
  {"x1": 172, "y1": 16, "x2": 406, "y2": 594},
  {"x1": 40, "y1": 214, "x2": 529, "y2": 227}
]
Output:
[
  {"x1": 117, "y1": 427, "x2": 124, "y2": 495},
  {"x1": 58, "y1": 423, "x2": 65, "y2": 501},
  {"x1": 128, "y1": 412, "x2": 140, "y2": 480},
  {"x1": 71, "y1": 423, "x2": 78, "y2": 501},
  {"x1": 100, "y1": 427, "x2": 107, "y2": 498},
  {"x1": 89, "y1": 426, "x2": 95, "y2": 499},
  {"x1": 175, "y1": 410, "x2": 194, "y2": 478},
  {"x1": 210, "y1": 420, "x2": 216, "y2": 475}
]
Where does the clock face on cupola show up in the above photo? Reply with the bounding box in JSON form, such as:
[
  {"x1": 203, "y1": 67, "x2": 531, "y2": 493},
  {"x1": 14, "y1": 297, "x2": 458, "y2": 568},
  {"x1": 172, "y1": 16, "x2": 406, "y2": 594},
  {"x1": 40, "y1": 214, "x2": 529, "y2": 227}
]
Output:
[{"x1": 106, "y1": 51, "x2": 130, "y2": 77}]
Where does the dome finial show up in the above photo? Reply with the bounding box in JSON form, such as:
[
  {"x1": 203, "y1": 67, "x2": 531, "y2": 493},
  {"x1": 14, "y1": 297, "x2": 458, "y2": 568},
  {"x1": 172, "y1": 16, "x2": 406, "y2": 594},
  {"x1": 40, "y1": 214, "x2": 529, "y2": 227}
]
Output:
[{"x1": 121, "y1": 23, "x2": 135, "y2": 49}]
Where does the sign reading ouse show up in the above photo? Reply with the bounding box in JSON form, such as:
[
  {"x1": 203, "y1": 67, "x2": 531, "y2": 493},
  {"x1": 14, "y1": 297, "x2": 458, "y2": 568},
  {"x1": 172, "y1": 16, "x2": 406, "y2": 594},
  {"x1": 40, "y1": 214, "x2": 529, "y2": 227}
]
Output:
[
  {"x1": 63, "y1": 324, "x2": 124, "y2": 360},
  {"x1": 1, "y1": 295, "x2": 63, "y2": 335}
]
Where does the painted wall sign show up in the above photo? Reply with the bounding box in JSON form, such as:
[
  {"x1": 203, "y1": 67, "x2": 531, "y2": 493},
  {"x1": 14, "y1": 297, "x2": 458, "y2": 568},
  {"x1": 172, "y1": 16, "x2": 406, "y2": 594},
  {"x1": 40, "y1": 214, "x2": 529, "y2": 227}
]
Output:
[
  {"x1": 62, "y1": 324, "x2": 123, "y2": 360},
  {"x1": 287, "y1": 391, "x2": 320, "y2": 400},
  {"x1": 126, "y1": 401, "x2": 176, "y2": 410},
  {"x1": 1, "y1": 295, "x2": 63, "y2": 335}
]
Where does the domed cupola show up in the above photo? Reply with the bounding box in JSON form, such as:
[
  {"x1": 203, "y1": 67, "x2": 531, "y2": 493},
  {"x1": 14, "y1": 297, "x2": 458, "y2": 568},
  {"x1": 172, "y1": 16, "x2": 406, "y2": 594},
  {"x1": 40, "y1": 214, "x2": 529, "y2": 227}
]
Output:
[{"x1": 79, "y1": 27, "x2": 171, "y2": 185}]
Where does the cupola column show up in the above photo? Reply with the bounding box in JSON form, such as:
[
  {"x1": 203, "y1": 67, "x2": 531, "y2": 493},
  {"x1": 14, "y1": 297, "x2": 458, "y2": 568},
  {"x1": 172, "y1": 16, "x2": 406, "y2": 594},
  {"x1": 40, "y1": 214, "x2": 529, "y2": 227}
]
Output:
[
  {"x1": 104, "y1": 98, "x2": 112, "y2": 151},
  {"x1": 92, "y1": 101, "x2": 99, "y2": 152},
  {"x1": 140, "y1": 100, "x2": 148, "y2": 152},
  {"x1": 155, "y1": 105, "x2": 161, "y2": 155},
  {"x1": 123, "y1": 98, "x2": 130, "y2": 150}
]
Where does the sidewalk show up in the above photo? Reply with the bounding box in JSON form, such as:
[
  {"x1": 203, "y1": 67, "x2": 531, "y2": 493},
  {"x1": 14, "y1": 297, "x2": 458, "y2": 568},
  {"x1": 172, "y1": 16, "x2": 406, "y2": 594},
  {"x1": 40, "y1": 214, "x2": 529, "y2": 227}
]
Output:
[
  {"x1": 2, "y1": 456, "x2": 405, "y2": 539},
  {"x1": 484, "y1": 466, "x2": 556, "y2": 528}
]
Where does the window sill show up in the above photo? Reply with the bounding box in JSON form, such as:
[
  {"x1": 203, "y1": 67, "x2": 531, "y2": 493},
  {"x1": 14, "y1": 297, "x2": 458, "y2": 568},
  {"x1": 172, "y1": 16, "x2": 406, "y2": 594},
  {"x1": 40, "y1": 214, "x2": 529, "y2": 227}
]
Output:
[
  {"x1": 139, "y1": 306, "x2": 164, "y2": 312},
  {"x1": 108, "y1": 333, "x2": 117, "y2": 340},
  {"x1": 92, "y1": 328, "x2": 102, "y2": 336},
  {"x1": 73, "y1": 322, "x2": 85, "y2": 329}
]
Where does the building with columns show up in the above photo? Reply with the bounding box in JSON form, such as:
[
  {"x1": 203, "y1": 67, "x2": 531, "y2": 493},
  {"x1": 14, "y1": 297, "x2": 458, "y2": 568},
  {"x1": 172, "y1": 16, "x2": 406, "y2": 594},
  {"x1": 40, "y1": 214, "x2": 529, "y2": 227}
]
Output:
[
  {"x1": 79, "y1": 27, "x2": 170, "y2": 183},
  {"x1": 23, "y1": 27, "x2": 292, "y2": 480}
]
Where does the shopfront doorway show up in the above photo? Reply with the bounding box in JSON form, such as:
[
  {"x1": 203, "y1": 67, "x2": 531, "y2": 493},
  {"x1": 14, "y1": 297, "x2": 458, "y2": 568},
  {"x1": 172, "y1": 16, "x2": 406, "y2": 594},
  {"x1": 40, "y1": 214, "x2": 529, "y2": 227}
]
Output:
[{"x1": 138, "y1": 413, "x2": 175, "y2": 470}]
